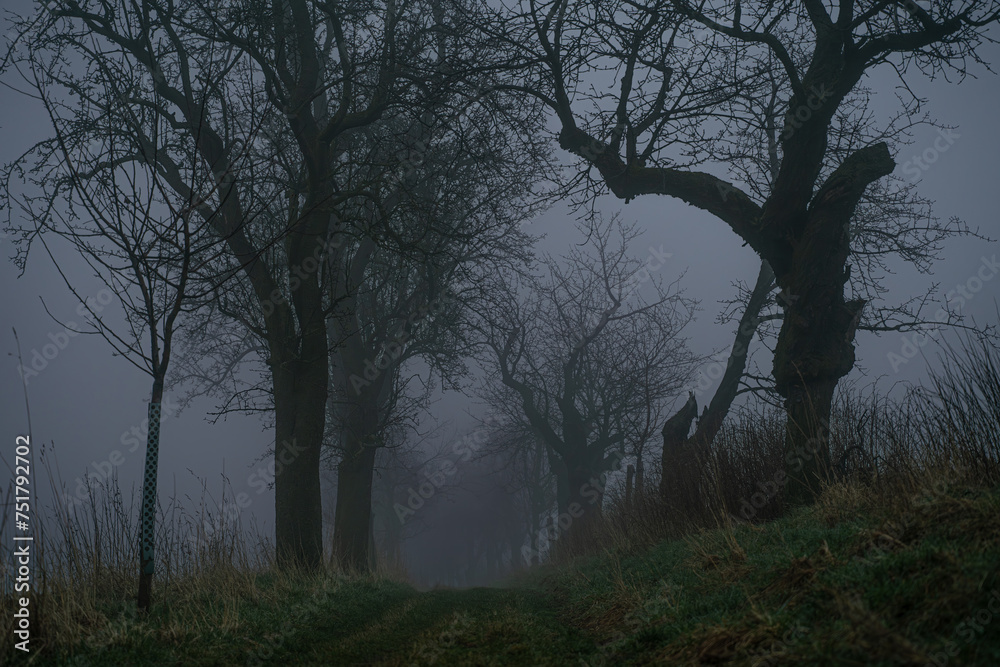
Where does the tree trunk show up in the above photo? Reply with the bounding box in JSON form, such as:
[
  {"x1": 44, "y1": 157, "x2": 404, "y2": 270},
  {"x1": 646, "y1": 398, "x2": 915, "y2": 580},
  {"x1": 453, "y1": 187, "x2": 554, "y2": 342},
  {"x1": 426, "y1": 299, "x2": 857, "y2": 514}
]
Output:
[
  {"x1": 781, "y1": 374, "x2": 839, "y2": 503},
  {"x1": 771, "y1": 142, "x2": 895, "y2": 507},
  {"x1": 553, "y1": 458, "x2": 605, "y2": 558},
  {"x1": 773, "y1": 238, "x2": 862, "y2": 505},
  {"x1": 548, "y1": 444, "x2": 570, "y2": 515},
  {"x1": 625, "y1": 463, "x2": 634, "y2": 513},
  {"x1": 660, "y1": 259, "x2": 774, "y2": 515},
  {"x1": 659, "y1": 393, "x2": 700, "y2": 513},
  {"x1": 273, "y1": 348, "x2": 328, "y2": 570},
  {"x1": 376, "y1": 465, "x2": 404, "y2": 571},
  {"x1": 368, "y1": 510, "x2": 378, "y2": 571},
  {"x1": 691, "y1": 260, "x2": 775, "y2": 449},
  {"x1": 773, "y1": 166, "x2": 877, "y2": 505},
  {"x1": 332, "y1": 397, "x2": 379, "y2": 572},
  {"x1": 486, "y1": 539, "x2": 497, "y2": 581}
]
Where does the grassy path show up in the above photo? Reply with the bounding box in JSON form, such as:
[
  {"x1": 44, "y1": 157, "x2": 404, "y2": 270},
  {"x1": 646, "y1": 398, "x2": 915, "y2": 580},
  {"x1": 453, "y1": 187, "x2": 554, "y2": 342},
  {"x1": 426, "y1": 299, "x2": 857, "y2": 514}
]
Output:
[
  {"x1": 12, "y1": 479, "x2": 1000, "y2": 666},
  {"x1": 36, "y1": 578, "x2": 596, "y2": 666},
  {"x1": 281, "y1": 585, "x2": 594, "y2": 666}
]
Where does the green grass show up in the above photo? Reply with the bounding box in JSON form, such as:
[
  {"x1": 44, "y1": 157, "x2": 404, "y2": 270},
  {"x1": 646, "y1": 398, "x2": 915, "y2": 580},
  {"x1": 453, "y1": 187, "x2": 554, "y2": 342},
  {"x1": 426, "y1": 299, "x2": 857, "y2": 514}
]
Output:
[
  {"x1": 21, "y1": 576, "x2": 595, "y2": 666},
  {"x1": 521, "y1": 479, "x2": 1000, "y2": 666},
  {"x1": 9, "y1": 479, "x2": 1000, "y2": 666}
]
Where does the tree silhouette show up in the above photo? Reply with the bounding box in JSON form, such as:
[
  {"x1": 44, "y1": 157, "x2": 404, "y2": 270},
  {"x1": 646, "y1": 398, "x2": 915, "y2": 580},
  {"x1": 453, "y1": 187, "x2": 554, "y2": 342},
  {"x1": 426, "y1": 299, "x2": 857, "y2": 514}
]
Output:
[{"x1": 482, "y1": 0, "x2": 999, "y2": 504}]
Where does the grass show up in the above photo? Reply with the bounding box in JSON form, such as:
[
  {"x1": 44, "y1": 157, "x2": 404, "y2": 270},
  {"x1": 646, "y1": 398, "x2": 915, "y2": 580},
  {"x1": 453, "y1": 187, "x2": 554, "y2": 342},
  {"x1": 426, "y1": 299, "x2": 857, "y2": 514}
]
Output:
[
  {"x1": 6, "y1": 571, "x2": 596, "y2": 665},
  {"x1": 3, "y1": 337, "x2": 998, "y2": 665},
  {"x1": 4, "y1": 470, "x2": 998, "y2": 665},
  {"x1": 525, "y1": 473, "x2": 1000, "y2": 666}
]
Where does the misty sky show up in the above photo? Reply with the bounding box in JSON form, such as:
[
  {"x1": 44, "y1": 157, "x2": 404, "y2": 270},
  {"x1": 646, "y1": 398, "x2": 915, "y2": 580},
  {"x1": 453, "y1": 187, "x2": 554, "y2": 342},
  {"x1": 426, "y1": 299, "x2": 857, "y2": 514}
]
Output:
[{"x1": 1, "y1": 4, "x2": 998, "y2": 554}]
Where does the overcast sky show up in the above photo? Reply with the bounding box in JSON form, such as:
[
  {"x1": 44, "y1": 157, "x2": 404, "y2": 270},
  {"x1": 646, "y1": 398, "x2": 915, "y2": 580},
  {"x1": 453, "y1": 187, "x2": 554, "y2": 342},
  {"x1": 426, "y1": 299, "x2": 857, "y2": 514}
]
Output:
[{"x1": 2, "y1": 6, "x2": 998, "y2": 556}]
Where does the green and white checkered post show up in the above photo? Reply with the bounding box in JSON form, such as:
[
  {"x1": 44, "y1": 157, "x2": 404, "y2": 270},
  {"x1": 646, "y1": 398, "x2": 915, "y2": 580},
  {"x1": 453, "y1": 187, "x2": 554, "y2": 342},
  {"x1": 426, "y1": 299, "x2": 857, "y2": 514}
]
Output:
[{"x1": 140, "y1": 401, "x2": 161, "y2": 576}]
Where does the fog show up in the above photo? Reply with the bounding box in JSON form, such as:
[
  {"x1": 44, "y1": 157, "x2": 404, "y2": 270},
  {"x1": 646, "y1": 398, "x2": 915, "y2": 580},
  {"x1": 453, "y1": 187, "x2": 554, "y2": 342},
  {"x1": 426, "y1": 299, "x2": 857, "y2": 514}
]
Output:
[{"x1": 1, "y1": 1, "x2": 998, "y2": 593}]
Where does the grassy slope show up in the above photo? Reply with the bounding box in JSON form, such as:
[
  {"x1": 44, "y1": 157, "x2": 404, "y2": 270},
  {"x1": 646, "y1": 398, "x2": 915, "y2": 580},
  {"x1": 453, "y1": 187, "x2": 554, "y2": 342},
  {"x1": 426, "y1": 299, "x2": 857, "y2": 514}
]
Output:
[
  {"x1": 530, "y1": 480, "x2": 1000, "y2": 666},
  {"x1": 16, "y1": 480, "x2": 1000, "y2": 666}
]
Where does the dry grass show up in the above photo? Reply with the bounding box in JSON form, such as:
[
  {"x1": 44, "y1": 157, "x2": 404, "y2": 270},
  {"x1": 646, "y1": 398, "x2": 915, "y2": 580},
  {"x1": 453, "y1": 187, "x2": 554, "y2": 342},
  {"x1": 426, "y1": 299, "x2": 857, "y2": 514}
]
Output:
[
  {"x1": 1, "y1": 337, "x2": 996, "y2": 664},
  {"x1": 0, "y1": 460, "x2": 356, "y2": 664},
  {"x1": 588, "y1": 334, "x2": 1000, "y2": 564}
]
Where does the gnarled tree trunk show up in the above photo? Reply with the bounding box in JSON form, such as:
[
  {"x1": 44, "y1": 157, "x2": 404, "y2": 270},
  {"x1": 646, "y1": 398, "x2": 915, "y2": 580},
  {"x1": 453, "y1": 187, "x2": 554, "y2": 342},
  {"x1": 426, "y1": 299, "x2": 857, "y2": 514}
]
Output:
[
  {"x1": 659, "y1": 393, "x2": 700, "y2": 513},
  {"x1": 660, "y1": 259, "x2": 774, "y2": 513}
]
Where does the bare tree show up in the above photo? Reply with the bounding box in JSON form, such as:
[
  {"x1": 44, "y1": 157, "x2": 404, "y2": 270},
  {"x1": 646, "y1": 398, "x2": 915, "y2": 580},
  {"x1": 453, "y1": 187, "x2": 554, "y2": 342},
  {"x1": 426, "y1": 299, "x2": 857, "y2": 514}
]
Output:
[
  {"x1": 475, "y1": 215, "x2": 697, "y2": 552},
  {"x1": 104, "y1": 1, "x2": 550, "y2": 572},
  {"x1": 0, "y1": 76, "x2": 226, "y2": 608},
  {"x1": 320, "y1": 77, "x2": 546, "y2": 569},
  {"x1": 3, "y1": 0, "x2": 463, "y2": 569},
  {"x1": 479, "y1": 0, "x2": 999, "y2": 504},
  {"x1": 488, "y1": 422, "x2": 560, "y2": 567}
]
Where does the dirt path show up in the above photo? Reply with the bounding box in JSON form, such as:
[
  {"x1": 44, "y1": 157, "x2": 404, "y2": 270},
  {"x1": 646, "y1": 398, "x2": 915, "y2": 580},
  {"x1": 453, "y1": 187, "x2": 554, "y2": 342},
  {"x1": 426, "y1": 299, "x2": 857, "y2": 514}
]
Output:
[{"x1": 281, "y1": 585, "x2": 596, "y2": 666}]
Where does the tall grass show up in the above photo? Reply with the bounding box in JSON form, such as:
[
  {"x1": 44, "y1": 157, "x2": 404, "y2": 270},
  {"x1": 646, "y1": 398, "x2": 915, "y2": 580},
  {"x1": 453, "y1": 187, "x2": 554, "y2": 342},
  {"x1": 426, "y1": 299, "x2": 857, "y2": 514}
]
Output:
[
  {"x1": 912, "y1": 335, "x2": 1000, "y2": 476},
  {"x1": 595, "y1": 335, "x2": 1000, "y2": 557},
  {"x1": 0, "y1": 455, "x2": 285, "y2": 663}
]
